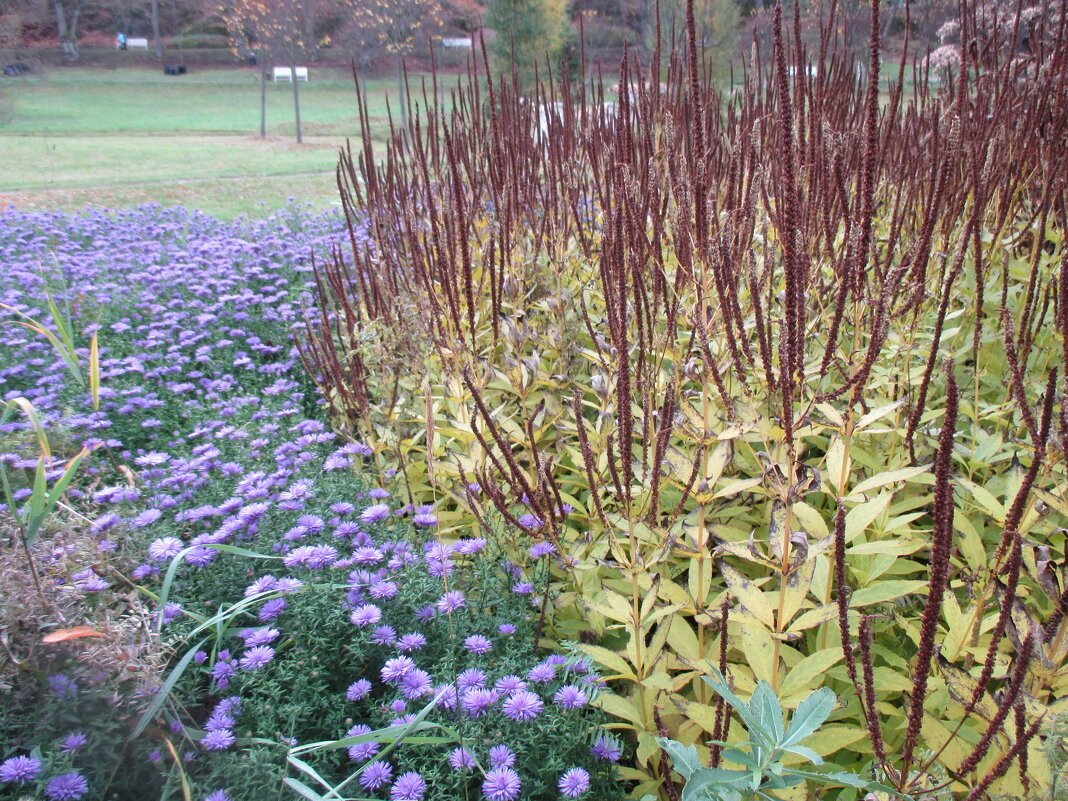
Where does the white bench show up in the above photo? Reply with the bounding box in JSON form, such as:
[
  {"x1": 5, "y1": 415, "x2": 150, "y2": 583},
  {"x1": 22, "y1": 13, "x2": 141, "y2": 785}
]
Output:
[
  {"x1": 273, "y1": 66, "x2": 309, "y2": 82},
  {"x1": 442, "y1": 37, "x2": 473, "y2": 49},
  {"x1": 126, "y1": 37, "x2": 149, "y2": 50}
]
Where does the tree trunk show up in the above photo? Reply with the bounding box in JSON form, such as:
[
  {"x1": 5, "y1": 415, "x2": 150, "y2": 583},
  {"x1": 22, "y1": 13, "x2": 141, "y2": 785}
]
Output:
[
  {"x1": 290, "y1": 50, "x2": 302, "y2": 144},
  {"x1": 302, "y1": 0, "x2": 318, "y2": 61},
  {"x1": 260, "y1": 63, "x2": 267, "y2": 138},
  {"x1": 150, "y1": 0, "x2": 162, "y2": 59},
  {"x1": 53, "y1": 0, "x2": 79, "y2": 59}
]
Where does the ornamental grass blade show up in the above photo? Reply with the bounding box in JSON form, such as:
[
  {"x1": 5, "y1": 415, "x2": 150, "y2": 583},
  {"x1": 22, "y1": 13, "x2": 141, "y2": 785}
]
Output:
[{"x1": 131, "y1": 637, "x2": 208, "y2": 738}]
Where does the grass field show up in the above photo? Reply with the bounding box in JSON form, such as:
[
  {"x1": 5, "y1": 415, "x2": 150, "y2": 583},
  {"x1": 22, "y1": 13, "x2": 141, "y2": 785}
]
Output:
[{"x1": 0, "y1": 65, "x2": 453, "y2": 218}]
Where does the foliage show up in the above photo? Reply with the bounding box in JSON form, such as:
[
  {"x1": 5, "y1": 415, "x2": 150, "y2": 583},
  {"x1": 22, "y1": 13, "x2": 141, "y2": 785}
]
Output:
[
  {"x1": 304, "y1": 0, "x2": 1068, "y2": 797},
  {"x1": 651, "y1": 668, "x2": 894, "y2": 800},
  {"x1": 484, "y1": 0, "x2": 574, "y2": 88}
]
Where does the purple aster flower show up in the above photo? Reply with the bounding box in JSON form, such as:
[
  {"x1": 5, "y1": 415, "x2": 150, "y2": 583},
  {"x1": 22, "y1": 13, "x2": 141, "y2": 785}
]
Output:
[
  {"x1": 360, "y1": 761, "x2": 393, "y2": 790},
  {"x1": 415, "y1": 604, "x2": 436, "y2": 622},
  {"x1": 498, "y1": 623, "x2": 516, "y2": 635},
  {"x1": 238, "y1": 645, "x2": 275, "y2": 671},
  {"x1": 360, "y1": 503, "x2": 391, "y2": 525},
  {"x1": 352, "y1": 546, "x2": 383, "y2": 565},
  {"x1": 460, "y1": 687, "x2": 498, "y2": 718},
  {"x1": 244, "y1": 575, "x2": 279, "y2": 596},
  {"x1": 201, "y1": 729, "x2": 235, "y2": 751},
  {"x1": 368, "y1": 580, "x2": 398, "y2": 600},
  {"x1": 527, "y1": 663, "x2": 556, "y2": 683},
  {"x1": 368, "y1": 488, "x2": 390, "y2": 499},
  {"x1": 381, "y1": 656, "x2": 415, "y2": 683},
  {"x1": 529, "y1": 541, "x2": 557, "y2": 558},
  {"x1": 517, "y1": 513, "x2": 542, "y2": 529},
  {"x1": 502, "y1": 690, "x2": 543, "y2": 721},
  {"x1": 512, "y1": 581, "x2": 534, "y2": 594},
  {"x1": 396, "y1": 632, "x2": 427, "y2": 652},
  {"x1": 60, "y1": 732, "x2": 88, "y2": 753},
  {"x1": 203, "y1": 791, "x2": 230, "y2": 801},
  {"x1": 45, "y1": 773, "x2": 89, "y2": 800},
  {"x1": 390, "y1": 770, "x2": 425, "y2": 801},
  {"x1": 48, "y1": 673, "x2": 79, "y2": 699},
  {"x1": 494, "y1": 675, "x2": 527, "y2": 694},
  {"x1": 435, "y1": 685, "x2": 459, "y2": 709},
  {"x1": 553, "y1": 685, "x2": 588, "y2": 709},
  {"x1": 0, "y1": 754, "x2": 41, "y2": 784},
  {"x1": 463, "y1": 635, "x2": 492, "y2": 654},
  {"x1": 456, "y1": 668, "x2": 487, "y2": 689},
  {"x1": 448, "y1": 747, "x2": 476, "y2": 770},
  {"x1": 132, "y1": 508, "x2": 163, "y2": 528},
  {"x1": 239, "y1": 627, "x2": 280, "y2": 648},
  {"x1": 346, "y1": 725, "x2": 380, "y2": 761},
  {"x1": 398, "y1": 668, "x2": 433, "y2": 699},
  {"x1": 412, "y1": 512, "x2": 437, "y2": 527},
  {"x1": 482, "y1": 766, "x2": 521, "y2": 801},
  {"x1": 371, "y1": 625, "x2": 397, "y2": 645},
  {"x1": 350, "y1": 604, "x2": 382, "y2": 627},
  {"x1": 488, "y1": 744, "x2": 516, "y2": 768},
  {"x1": 558, "y1": 767, "x2": 591, "y2": 797},
  {"x1": 258, "y1": 597, "x2": 287, "y2": 621},
  {"x1": 453, "y1": 537, "x2": 487, "y2": 555},
  {"x1": 435, "y1": 590, "x2": 465, "y2": 613},
  {"x1": 590, "y1": 734, "x2": 622, "y2": 762},
  {"x1": 331, "y1": 502, "x2": 356, "y2": 516},
  {"x1": 346, "y1": 678, "x2": 373, "y2": 700}
]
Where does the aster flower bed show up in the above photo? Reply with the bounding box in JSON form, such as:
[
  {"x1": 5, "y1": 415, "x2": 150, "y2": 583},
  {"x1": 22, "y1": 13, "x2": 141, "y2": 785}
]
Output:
[{"x1": 0, "y1": 206, "x2": 621, "y2": 801}]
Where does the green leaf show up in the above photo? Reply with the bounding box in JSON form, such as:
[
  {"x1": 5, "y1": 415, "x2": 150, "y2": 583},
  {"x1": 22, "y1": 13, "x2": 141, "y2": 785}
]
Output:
[
  {"x1": 283, "y1": 778, "x2": 327, "y2": 801},
  {"x1": 782, "y1": 744, "x2": 823, "y2": 764},
  {"x1": 750, "y1": 681, "x2": 784, "y2": 743},
  {"x1": 131, "y1": 637, "x2": 208, "y2": 738},
  {"x1": 680, "y1": 767, "x2": 752, "y2": 801},
  {"x1": 700, "y1": 665, "x2": 769, "y2": 747},
  {"x1": 781, "y1": 687, "x2": 835, "y2": 749},
  {"x1": 846, "y1": 465, "x2": 930, "y2": 499},
  {"x1": 657, "y1": 738, "x2": 702, "y2": 779},
  {"x1": 849, "y1": 580, "x2": 927, "y2": 607}
]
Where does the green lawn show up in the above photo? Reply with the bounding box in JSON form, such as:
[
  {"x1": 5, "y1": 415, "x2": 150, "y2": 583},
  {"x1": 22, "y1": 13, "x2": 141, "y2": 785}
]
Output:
[{"x1": 0, "y1": 66, "x2": 454, "y2": 218}]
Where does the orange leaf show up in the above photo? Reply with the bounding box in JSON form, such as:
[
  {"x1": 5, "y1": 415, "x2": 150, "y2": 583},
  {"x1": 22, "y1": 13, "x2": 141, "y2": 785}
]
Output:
[{"x1": 42, "y1": 627, "x2": 107, "y2": 643}]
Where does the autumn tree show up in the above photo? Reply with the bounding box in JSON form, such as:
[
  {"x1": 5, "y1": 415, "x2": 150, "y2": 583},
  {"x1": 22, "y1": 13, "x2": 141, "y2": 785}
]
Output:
[
  {"x1": 336, "y1": 0, "x2": 443, "y2": 131},
  {"x1": 484, "y1": 0, "x2": 572, "y2": 90},
  {"x1": 220, "y1": 0, "x2": 318, "y2": 142}
]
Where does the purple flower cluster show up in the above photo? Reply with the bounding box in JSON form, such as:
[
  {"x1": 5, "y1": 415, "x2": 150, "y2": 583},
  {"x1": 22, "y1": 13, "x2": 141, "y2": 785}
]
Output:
[{"x1": 0, "y1": 207, "x2": 615, "y2": 801}]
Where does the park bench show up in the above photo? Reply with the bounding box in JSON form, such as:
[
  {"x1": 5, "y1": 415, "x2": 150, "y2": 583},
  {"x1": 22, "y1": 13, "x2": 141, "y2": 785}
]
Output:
[
  {"x1": 126, "y1": 38, "x2": 149, "y2": 50},
  {"x1": 273, "y1": 66, "x2": 309, "y2": 82}
]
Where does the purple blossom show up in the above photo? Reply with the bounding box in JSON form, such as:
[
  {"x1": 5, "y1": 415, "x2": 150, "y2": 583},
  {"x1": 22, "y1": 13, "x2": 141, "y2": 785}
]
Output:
[
  {"x1": 203, "y1": 791, "x2": 230, "y2": 801},
  {"x1": 558, "y1": 767, "x2": 591, "y2": 797},
  {"x1": 360, "y1": 761, "x2": 393, "y2": 790},
  {"x1": 502, "y1": 690, "x2": 543, "y2": 721},
  {"x1": 345, "y1": 724, "x2": 380, "y2": 761},
  {"x1": 488, "y1": 744, "x2": 516, "y2": 768},
  {"x1": 590, "y1": 734, "x2": 622, "y2": 762},
  {"x1": 238, "y1": 645, "x2": 275, "y2": 671},
  {"x1": 360, "y1": 503, "x2": 391, "y2": 524},
  {"x1": 0, "y1": 755, "x2": 41, "y2": 784},
  {"x1": 390, "y1": 771, "x2": 425, "y2": 801},
  {"x1": 396, "y1": 632, "x2": 427, "y2": 652},
  {"x1": 527, "y1": 663, "x2": 556, "y2": 683},
  {"x1": 460, "y1": 687, "x2": 498, "y2": 718},
  {"x1": 435, "y1": 590, "x2": 465, "y2": 613},
  {"x1": 45, "y1": 773, "x2": 89, "y2": 801},
  {"x1": 201, "y1": 729, "x2": 236, "y2": 750},
  {"x1": 350, "y1": 604, "x2": 382, "y2": 627},
  {"x1": 346, "y1": 678, "x2": 373, "y2": 700},
  {"x1": 448, "y1": 747, "x2": 476, "y2": 770},
  {"x1": 463, "y1": 634, "x2": 492, "y2": 654},
  {"x1": 553, "y1": 685, "x2": 588, "y2": 709},
  {"x1": 482, "y1": 766, "x2": 521, "y2": 801},
  {"x1": 381, "y1": 656, "x2": 415, "y2": 683},
  {"x1": 60, "y1": 732, "x2": 88, "y2": 753}
]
